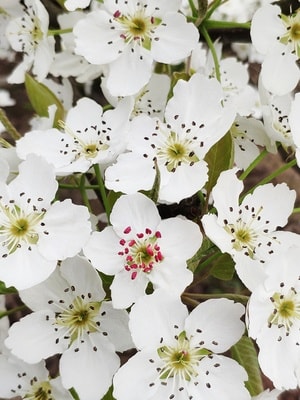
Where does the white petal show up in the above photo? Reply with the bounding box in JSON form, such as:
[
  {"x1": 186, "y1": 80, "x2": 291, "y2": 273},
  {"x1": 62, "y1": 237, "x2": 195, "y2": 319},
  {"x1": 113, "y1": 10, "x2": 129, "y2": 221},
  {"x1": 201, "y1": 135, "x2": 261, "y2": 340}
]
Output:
[
  {"x1": 151, "y1": 13, "x2": 199, "y2": 63},
  {"x1": 37, "y1": 199, "x2": 91, "y2": 260},
  {"x1": 60, "y1": 334, "x2": 119, "y2": 400},
  {"x1": 5, "y1": 311, "x2": 66, "y2": 363},
  {"x1": 110, "y1": 268, "x2": 149, "y2": 309},
  {"x1": 185, "y1": 298, "x2": 245, "y2": 353},
  {"x1": 110, "y1": 193, "x2": 161, "y2": 237},
  {"x1": 84, "y1": 226, "x2": 125, "y2": 275},
  {"x1": 129, "y1": 290, "x2": 188, "y2": 350},
  {"x1": 106, "y1": 45, "x2": 153, "y2": 96}
]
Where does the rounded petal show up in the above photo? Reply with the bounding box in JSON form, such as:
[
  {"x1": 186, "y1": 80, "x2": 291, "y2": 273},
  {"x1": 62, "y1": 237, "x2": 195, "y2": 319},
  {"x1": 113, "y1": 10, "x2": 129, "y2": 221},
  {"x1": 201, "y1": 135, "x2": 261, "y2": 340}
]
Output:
[
  {"x1": 83, "y1": 228, "x2": 124, "y2": 275},
  {"x1": 129, "y1": 290, "x2": 188, "y2": 350},
  {"x1": 110, "y1": 193, "x2": 161, "y2": 237},
  {"x1": 185, "y1": 298, "x2": 245, "y2": 353},
  {"x1": 60, "y1": 335, "x2": 120, "y2": 400},
  {"x1": 37, "y1": 199, "x2": 91, "y2": 260},
  {"x1": 5, "y1": 311, "x2": 66, "y2": 363}
]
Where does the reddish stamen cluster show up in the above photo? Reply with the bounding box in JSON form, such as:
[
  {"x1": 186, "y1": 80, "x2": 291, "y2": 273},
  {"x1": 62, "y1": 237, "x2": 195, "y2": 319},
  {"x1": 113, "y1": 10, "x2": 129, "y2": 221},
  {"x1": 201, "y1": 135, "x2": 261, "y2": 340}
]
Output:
[{"x1": 118, "y1": 226, "x2": 163, "y2": 280}]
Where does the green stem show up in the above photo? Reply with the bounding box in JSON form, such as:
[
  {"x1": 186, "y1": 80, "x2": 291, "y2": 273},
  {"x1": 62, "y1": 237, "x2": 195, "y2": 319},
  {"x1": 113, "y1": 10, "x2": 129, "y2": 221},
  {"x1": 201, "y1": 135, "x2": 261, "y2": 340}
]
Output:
[
  {"x1": 59, "y1": 183, "x2": 100, "y2": 190},
  {"x1": 195, "y1": 0, "x2": 208, "y2": 26},
  {"x1": 204, "y1": 19, "x2": 251, "y2": 30},
  {"x1": 238, "y1": 149, "x2": 269, "y2": 181},
  {"x1": 48, "y1": 28, "x2": 73, "y2": 36},
  {"x1": 293, "y1": 207, "x2": 300, "y2": 214},
  {"x1": 0, "y1": 305, "x2": 26, "y2": 318},
  {"x1": 241, "y1": 158, "x2": 297, "y2": 200},
  {"x1": 200, "y1": 24, "x2": 220, "y2": 81},
  {"x1": 0, "y1": 108, "x2": 22, "y2": 140},
  {"x1": 183, "y1": 292, "x2": 249, "y2": 305},
  {"x1": 78, "y1": 174, "x2": 92, "y2": 213},
  {"x1": 188, "y1": 0, "x2": 198, "y2": 17},
  {"x1": 205, "y1": 0, "x2": 223, "y2": 19},
  {"x1": 93, "y1": 164, "x2": 111, "y2": 222}
]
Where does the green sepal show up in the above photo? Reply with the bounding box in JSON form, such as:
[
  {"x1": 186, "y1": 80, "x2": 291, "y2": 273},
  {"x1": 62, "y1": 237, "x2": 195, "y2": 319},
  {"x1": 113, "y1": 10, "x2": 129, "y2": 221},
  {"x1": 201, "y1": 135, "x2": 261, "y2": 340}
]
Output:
[
  {"x1": 24, "y1": 73, "x2": 65, "y2": 129},
  {"x1": 210, "y1": 253, "x2": 235, "y2": 281},
  {"x1": 204, "y1": 130, "x2": 234, "y2": 197},
  {"x1": 231, "y1": 335, "x2": 264, "y2": 396},
  {"x1": 101, "y1": 385, "x2": 116, "y2": 400},
  {"x1": 0, "y1": 281, "x2": 17, "y2": 294}
]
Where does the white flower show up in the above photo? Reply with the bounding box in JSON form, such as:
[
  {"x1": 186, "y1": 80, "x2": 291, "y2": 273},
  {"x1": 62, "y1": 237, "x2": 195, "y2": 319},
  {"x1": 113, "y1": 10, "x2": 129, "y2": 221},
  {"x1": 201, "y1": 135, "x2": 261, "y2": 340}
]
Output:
[
  {"x1": 250, "y1": 4, "x2": 300, "y2": 95},
  {"x1": 83, "y1": 192, "x2": 202, "y2": 309},
  {"x1": 247, "y1": 245, "x2": 300, "y2": 389},
  {"x1": 0, "y1": 154, "x2": 91, "y2": 289},
  {"x1": 113, "y1": 290, "x2": 250, "y2": 400},
  {"x1": 102, "y1": 72, "x2": 171, "y2": 120},
  {"x1": 5, "y1": 255, "x2": 133, "y2": 400},
  {"x1": 230, "y1": 115, "x2": 272, "y2": 170},
  {"x1": 16, "y1": 96, "x2": 131, "y2": 175},
  {"x1": 288, "y1": 92, "x2": 300, "y2": 167},
  {"x1": 105, "y1": 73, "x2": 235, "y2": 203},
  {"x1": 202, "y1": 168, "x2": 297, "y2": 271},
  {"x1": 0, "y1": 354, "x2": 73, "y2": 400},
  {"x1": 50, "y1": 11, "x2": 104, "y2": 84},
  {"x1": 259, "y1": 77, "x2": 294, "y2": 149},
  {"x1": 5, "y1": 0, "x2": 55, "y2": 83},
  {"x1": 73, "y1": 0, "x2": 199, "y2": 96}
]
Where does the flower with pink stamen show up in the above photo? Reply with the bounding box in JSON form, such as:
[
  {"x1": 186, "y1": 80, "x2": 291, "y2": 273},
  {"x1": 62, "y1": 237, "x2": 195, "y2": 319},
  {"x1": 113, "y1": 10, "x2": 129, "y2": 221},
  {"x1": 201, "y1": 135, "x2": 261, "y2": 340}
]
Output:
[{"x1": 83, "y1": 193, "x2": 202, "y2": 308}]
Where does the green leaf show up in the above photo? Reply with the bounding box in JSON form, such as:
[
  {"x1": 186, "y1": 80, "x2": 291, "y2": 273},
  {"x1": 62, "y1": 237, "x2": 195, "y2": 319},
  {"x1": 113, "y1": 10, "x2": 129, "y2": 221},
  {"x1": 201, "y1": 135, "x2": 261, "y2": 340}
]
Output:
[
  {"x1": 204, "y1": 131, "x2": 233, "y2": 197},
  {"x1": 210, "y1": 253, "x2": 235, "y2": 280},
  {"x1": 24, "y1": 73, "x2": 65, "y2": 128},
  {"x1": 231, "y1": 335, "x2": 264, "y2": 396},
  {"x1": 187, "y1": 237, "x2": 215, "y2": 273}
]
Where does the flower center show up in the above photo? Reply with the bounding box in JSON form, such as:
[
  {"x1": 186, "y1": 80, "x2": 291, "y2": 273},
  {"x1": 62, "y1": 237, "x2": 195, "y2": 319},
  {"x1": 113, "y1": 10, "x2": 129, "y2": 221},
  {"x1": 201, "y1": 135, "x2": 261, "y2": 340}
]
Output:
[
  {"x1": 114, "y1": 9, "x2": 160, "y2": 49},
  {"x1": 268, "y1": 288, "x2": 300, "y2": 333},
  {"x1": 25, "y1": 381, "x2": 52, "y2": 400},
  {"x1": 279, "y1": 10, "x2": 300, "y2": 57},
  {"x1": 55, "y1": 296, "x2": 101, "y2": 343},
  {"x1": 0, "y1": 203, "x2": 43, "y2": 255},
  {"x1": 58, "y1": 120, "x2": 109, "y2": 162},
  {"x1": 156, "y1": 131, "x2": 199, "y2": 173},
  {"x1": 118, "y1": 226, "x2": 163, "y2": 280},
  {"x1": 225, "y1": 219, "x2": 258, "y2": 257},
  {"x1": 157, "y1": 331, "x2": 210, "y2": 381}
]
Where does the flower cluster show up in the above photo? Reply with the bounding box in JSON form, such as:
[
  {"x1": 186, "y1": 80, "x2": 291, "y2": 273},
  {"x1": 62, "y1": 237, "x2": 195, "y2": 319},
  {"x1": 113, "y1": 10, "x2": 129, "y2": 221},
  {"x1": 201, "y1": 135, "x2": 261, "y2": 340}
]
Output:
[{"x1": 1, "y1": 0, "x2": 300, "y2": 400}]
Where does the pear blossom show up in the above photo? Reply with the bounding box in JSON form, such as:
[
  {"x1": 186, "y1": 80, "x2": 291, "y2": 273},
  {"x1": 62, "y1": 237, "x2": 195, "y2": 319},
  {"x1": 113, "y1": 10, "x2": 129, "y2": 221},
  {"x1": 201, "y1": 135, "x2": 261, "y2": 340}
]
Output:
[
  {"x1": 73, "y1": 0, "x2": 199, "y2": 96},
  {"x1": 105, "y1": 73, "x2": 236, "y2": 204},
  {"x1": 0, "y1": 0, "x2": 23, "y2": 61},
  {"x1": 101, "y1": 72, "x2": 171, "y2": 120},
  {"x1": 0, "y1": 154, "x2": 91, "y2": 289},
  {"x1": 83, "y1": 192, "x2": 203, "y2": 309},
  {"x1": 259, "y1": 78, "x2": 294, "y2": 150},
  {"x1": 0, "y1": 355, "x2": 73, "y2": 400},
  {"x1": 64, "y1": 0, "x2": 92, "y2": 11},
  {"x1": 192, "y1": 42, "x2": 259, "y2": 117},
  {"x1": 16, "y1": 96, "x2": 132, "y2": 175},
  {"x1": 50, "y1": 11, "x2": 104, "y2": 84},
  {"x1": 5, "y1": 255, "x2": 133, "y2": 400},
  {"x1": 230, "y1": 115, "x2": 272, "y2": 170},
  {"x1": 288, "y1": 92, "x2": 300, "y2": 167},
  {"x1": 5, "y1": 0, "x2": 55, "y2": 83},
  {"x1": 202, "y1": 168, "x2": 297, "y2": 265},
  {"x1": 113, "y1": 290, "x2": 250, "y2": 400},
  {"x1": 250, "y1": 4, "x2": 300, "y2": 95},
  {"x1": 247, "y1": 245, "x2": 300, "y2": 389}
]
